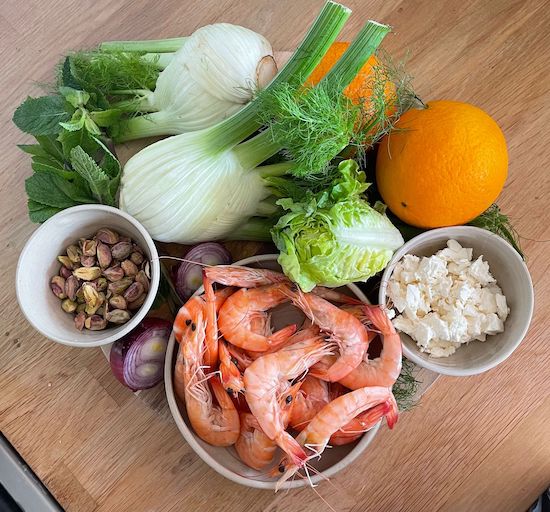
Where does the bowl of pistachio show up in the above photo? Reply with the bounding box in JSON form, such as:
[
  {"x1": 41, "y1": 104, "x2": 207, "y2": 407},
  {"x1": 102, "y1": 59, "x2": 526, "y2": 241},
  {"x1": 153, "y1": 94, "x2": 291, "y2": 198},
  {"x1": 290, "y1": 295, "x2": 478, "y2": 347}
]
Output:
[{"x1": 16, "y1": 205, "x2": 160, "y2": 347}]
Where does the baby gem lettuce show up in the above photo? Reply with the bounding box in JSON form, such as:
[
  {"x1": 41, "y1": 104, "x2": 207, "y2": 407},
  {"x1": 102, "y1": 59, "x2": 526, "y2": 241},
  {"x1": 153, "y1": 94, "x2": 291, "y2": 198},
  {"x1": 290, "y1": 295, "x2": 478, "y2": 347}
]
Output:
[{"x1": 272, "y1": 160, "x2": 404, "y2": 291}]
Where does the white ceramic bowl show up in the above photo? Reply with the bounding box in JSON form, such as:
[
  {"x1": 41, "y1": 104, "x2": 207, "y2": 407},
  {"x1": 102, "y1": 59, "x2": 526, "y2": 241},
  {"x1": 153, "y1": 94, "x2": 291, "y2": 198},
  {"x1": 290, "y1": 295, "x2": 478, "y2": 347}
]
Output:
[
  {"x1": 165, "y1": 254, "x2": 380, "y2": 489},
  {"x1": 379, "y1": 226, "x2": 534, "y2": 376},
  {"x1": 16, "y1": 205, "x2": 160, "y2": 347}
]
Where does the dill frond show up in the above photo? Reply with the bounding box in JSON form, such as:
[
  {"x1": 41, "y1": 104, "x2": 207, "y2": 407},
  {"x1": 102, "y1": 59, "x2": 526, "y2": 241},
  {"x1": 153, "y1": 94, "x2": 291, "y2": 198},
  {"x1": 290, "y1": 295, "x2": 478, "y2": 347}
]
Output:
[
  {"x1": 393, "y1": 358, "x2": 420, "y2": 411},
  {"x1": 469, "y1": 204, "x2": 524, "y2": 258},
  {"x1": 66, "y1": 51, "x2": 160, "y2": 94},
  {"x1": 258, "y1": 79, "x2": 361, "y2": 178}
]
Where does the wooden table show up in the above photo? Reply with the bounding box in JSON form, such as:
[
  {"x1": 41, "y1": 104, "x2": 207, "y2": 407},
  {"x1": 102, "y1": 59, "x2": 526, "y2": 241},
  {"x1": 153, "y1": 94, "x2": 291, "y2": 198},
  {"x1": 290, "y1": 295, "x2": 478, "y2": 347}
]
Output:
[{"x1": 1, "y1": 1, "x2": 549, "y2": 511}]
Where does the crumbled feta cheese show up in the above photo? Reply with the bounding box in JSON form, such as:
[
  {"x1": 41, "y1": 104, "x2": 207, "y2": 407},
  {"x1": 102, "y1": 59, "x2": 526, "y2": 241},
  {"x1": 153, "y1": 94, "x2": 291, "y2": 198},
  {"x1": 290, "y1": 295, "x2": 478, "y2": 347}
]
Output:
[{"x1": 387, "y1": 239, "x2": 509, "y2": 358}]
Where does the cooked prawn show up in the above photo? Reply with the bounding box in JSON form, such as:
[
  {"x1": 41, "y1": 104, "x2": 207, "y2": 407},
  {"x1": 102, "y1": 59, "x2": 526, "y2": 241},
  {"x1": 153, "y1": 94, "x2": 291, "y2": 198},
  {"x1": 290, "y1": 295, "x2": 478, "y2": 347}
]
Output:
[
  {"x1": 276, "y1": 387, "x2": 398, "y2": 488},
  {"x1": 235, "y1": 382, "x2": 301, "y2": 470},
  {"x1": 337, "y1": 305, "x2": 402, "y2": 389},
  {"x1": 329, "y1": 401, "x2": 392, "y2": 445},
  {"x1": 286, "y1": 289, "x2": 371, "y2": 382},
  {"x1": 182, "y1": 311, "x2": 239, "y2": 446},
  {"x1": 247, "y1": 325, "x2": 321, "y2": 360},
  {"x1": 218, "y1": 283, "x2": 297, "y2": 352},
  {"x1": 203, "y1": 271, "x2": 219, "y2": 368},
  {"x1": 244, "y1": 333, "x2": 335, "y2": 466},
  {"x1": 173, "y1": 287, "x2": 234, "y2": 344},
  {"x1": 219, "y1": 338, "x2": 245, "y2": 397},
  {"x1": 289, "y1": 375, "x2": 330, "y2": 431}
]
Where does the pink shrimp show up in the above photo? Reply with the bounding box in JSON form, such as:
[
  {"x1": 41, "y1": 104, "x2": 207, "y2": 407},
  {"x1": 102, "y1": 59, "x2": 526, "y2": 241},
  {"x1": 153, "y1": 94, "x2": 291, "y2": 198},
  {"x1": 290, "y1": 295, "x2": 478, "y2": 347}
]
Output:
[
  {"x1": 329, "y1": 401, "x2": 392, "y2": 446},
  {"x1": 289, "y1": 375, "x2": 330, "y2": 432},
  {"x1": 246, "y1": 325, "x2": 321, "y2": 360},
  {"x1": 205, "y1": 265, "x2": 363, "y2": 306},
  {"x1": 219, "y1": 338, "x2": 245, "y2": 397},
  {"x1": 218, "y1": 283, "x2": 297, "y2": 351},
  {"x1": 202, "y1": 271, "x2": 219, "y2": 369},
  {"x1": 285, "y1": 289, "x2": 371, "y2": 382},
  {"x1": 235, "y1": 382, "x2": 301, "y2": 470},
  {"x1": 337, "y1": 305, "x2": 402, "y2": 389},
  {"x1": 173, "y1": 287, "x2": 234, "y2": 344},
  {"x1": 276, "y1": 387, "x2": 398, "y2": 488},
  {"x1": 182, "y1": 311, "x2": 240, "y2": 446},
  {"x1": 226, "y1": 344, "x2": 254, "y2": 371},
  {"x1": 243, "y1": 333, "x2": 335, "y2": 467}
]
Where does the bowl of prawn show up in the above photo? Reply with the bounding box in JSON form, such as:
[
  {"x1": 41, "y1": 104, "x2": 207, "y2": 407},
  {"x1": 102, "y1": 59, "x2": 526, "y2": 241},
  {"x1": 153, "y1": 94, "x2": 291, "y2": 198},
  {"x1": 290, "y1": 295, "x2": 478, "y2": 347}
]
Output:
[{"x1": 164, "y1": 254, "x2": 382, "y2": 490}]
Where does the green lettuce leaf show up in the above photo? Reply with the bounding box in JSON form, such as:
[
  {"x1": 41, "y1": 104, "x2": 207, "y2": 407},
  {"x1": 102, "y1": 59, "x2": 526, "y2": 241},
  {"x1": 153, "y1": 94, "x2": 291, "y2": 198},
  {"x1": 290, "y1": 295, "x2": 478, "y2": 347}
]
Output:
[{"x1": 271, "y1": 159, "x2": 404, "y2": 291}]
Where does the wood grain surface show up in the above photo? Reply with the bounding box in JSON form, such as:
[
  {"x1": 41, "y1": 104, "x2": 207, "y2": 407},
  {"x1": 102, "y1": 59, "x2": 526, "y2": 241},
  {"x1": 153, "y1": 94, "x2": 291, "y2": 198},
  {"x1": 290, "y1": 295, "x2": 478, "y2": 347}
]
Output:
[{"x1": 1, "y1": 1, "x2": 549, "y2": 511}]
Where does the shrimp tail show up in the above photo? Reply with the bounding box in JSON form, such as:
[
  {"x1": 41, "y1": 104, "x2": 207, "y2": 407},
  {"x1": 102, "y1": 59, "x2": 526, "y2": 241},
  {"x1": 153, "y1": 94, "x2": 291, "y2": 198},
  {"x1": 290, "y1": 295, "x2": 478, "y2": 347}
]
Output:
[
  {"x1": 362, "y1": 304, "x2": 394, "y2": 332},
  {"x1": 385, "y1": 394, "x2": 399, "y2": 429},
  {"x1": 276, "y1": 431, "x2": 307, "y2": 467},
  {"x1": 269, "y1": 323, "x2": 298, "y2": 346}
]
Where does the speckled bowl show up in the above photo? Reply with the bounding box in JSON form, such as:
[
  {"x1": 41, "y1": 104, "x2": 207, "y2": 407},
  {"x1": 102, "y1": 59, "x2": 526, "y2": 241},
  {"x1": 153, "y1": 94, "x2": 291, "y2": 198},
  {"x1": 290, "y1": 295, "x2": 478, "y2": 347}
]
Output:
[
  {"x1": 164, "y1": 254, "x2": 381, "y2": 489},
  {"x1": 379, "y1": 226, "x2": 534, "y2": 376}
]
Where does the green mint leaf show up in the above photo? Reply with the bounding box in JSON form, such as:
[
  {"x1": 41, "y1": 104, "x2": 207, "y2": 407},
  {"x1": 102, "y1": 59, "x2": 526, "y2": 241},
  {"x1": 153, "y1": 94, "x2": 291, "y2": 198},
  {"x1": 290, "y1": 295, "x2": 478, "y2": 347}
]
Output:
[
  {"x1": 35, "y1": 135, "x2": 65, "y2": 162},
  {"x1": 25, "y1": 172, "x2": 79, "y2": 209},
  {"x1": 58, "y1": 57, "x2": 82, "y2": 90},
  {"x1": 89, "y1": 109, "x2": 121, "y2": 128},
  {"x1": 59, "y1": 86, "x2": 90, "y2": 108},
  {"x1": 58, "y1": 127, "x2": 98, "y2": 159},
  {"x1": 27, "y1": 200, "x2": 63, "y2": 223},
  {"x1": 31, "y1": 155, "x2": 75, "y2": 180},
  {"x1": 69, "y1": 146, "x2": 114, "y2": 205},
  {"x1": 13, "y1": 95, "x2": 72, "y2": 136},
  {"x1": 83, "y1": 115, "x2": 101, "y2": 135},
  {"x1": 18, "y1": 144, "x2": 48, "y2": 157},
  {"x1": 91, "y1": 136, "x2": 120, "y2": 178}
]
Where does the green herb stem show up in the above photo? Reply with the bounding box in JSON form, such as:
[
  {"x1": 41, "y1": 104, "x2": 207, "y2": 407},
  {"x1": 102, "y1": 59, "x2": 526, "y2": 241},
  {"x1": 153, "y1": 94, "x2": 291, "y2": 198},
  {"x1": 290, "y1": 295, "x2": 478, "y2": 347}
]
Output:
[
  {"x1": 109, "y1": 94, "x2": 156, "y2": 113},
  {"x1": 257, "y1": 161, "x2": 295, "y2": 178},
  {"x1": 114, "y1": 111, "x2": 175, "y2": 141},
  {"x1": 204, "y1": 1, "x2": 352, "y2": 153},
  {"x1": 233, "y1": 129, "x2": 281, "y2": 168},
  {"x1": 100, "y1": 37, "x2": 187, "y2": 53}
]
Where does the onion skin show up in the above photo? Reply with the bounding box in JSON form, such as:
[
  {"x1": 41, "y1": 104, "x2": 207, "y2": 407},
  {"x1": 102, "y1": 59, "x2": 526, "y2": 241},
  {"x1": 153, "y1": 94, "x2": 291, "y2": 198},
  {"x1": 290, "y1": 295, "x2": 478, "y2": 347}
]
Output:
[
  {"x1": 110, "y1": 318, "x2": 172, "y2": 391},
  {"x1": 175, "y1": 243, "x2": 231, "y2": 299}
]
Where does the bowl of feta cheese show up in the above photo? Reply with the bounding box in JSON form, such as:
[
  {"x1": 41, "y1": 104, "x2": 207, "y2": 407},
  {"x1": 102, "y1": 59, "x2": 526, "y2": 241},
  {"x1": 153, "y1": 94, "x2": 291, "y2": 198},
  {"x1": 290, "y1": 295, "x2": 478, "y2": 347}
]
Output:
[{"x1": 379, "y1": 226, "x2": 533, "y2": 376}]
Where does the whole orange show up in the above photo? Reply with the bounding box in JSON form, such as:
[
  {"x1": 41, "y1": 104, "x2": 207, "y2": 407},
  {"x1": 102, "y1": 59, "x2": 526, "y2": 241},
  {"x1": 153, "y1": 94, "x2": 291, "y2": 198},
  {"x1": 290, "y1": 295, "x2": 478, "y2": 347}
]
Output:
[
  {"x1": 376, "y1": 100, "x2": 508, "y2": 228},
  {"x1": 307, "y1": 42, "x2": 396, "y2": 111}
]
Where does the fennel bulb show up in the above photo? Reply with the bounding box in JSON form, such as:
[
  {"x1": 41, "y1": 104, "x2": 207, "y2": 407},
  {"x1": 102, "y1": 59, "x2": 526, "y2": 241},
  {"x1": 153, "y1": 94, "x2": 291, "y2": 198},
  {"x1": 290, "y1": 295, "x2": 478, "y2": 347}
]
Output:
[
  {"x1": 272, "y1": 160, "x2": 404, "y2": 291},
  {"x1": 119, "y1": 132, "x2": 272, "y2": 243},
  {"x1": 115, "y1": 23, "x2": 277, "y2": 141}
]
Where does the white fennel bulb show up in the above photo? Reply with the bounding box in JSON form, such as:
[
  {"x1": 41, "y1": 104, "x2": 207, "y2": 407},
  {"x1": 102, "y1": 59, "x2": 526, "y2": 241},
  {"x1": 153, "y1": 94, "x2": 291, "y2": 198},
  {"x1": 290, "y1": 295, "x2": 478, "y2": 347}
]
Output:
[
  {"x1": 118, "y1": 24, "x2": 277, "y2": 141},
  {"x1": 119, "y1": 131, "x2": 272, "y2": 243}
]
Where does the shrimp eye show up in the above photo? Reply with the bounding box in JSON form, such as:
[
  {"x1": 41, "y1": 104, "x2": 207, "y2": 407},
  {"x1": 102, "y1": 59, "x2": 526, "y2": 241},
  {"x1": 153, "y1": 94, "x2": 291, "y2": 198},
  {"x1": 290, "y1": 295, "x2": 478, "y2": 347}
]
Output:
[
  {"x1": 278, "y1": 464, "x2": 285, "y2": 473},
  {"x1": 185, "y1": 319, "x2": 191, "y2": 326},
  {"x1": 231, "y1": 357, "x2": 239, "y2": 366},
  {"x1": 191, "y1": 323, "x2": 196, "y2": 331},
  {"x1": 285, "y1": 395, "x2": 292, "y2": 404},
  {"x1": 227, "y1": 387, "x2": 234, "y2": 395}
]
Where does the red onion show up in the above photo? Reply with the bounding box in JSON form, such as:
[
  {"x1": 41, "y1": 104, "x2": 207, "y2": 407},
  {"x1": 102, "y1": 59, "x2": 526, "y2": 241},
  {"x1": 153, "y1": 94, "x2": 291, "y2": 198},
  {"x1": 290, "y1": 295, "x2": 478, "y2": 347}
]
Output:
[
  {"x1": 110, "y1": 318, "x2": 171, "y2": 391},
  {"x1": 175, "y1": 243, "x2": 231, "y2": 299}
]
